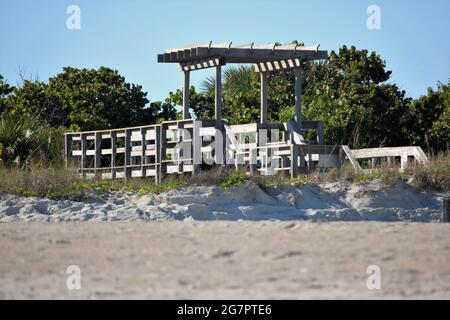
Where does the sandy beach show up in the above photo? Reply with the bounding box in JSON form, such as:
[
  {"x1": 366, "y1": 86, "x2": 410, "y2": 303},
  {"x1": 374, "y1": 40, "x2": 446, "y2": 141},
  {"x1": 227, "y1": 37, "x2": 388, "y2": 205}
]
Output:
[{"x1": 1, "y1": 221, "x2": 449, "y2": 299}]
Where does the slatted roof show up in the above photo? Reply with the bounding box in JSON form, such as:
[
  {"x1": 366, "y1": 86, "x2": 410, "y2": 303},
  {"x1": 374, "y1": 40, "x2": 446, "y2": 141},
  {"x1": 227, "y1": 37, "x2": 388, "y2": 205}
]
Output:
[{"x1": 157, "y1": 42, "x2": 327, "y2": 72}]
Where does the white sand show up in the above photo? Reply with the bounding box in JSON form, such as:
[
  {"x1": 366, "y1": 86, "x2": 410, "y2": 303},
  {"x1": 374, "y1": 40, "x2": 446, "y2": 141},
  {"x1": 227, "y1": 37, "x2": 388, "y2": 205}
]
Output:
[
  {"x1": 0, "y1": 181, "x2": 448, "y2": 299},
  {"x1": 0, "y1": 221, "x2": 449, "y2": 299},
  {"x1": 0, "y1": 180, "x2": 445, "y2": 222}
]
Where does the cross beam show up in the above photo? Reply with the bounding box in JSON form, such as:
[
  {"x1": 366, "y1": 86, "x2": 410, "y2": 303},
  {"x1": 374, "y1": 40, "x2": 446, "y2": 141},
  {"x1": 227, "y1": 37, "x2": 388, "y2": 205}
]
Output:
[{"x1": 253, "y1": 58, "x2": 301, "y2": 73}]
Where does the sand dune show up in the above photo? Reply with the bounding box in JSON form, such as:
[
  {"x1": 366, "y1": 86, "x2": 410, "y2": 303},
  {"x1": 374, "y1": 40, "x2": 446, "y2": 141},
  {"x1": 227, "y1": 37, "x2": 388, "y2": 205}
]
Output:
[{"x1": 0, "y1": 180, "x2": 445, "y2": 222}]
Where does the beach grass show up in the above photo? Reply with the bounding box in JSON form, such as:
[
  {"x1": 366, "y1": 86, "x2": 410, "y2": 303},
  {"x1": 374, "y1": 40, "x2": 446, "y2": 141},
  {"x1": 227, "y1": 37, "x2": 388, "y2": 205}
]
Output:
[{"x1": 0, "y1": 153, "x2": 448, "y2": 199}]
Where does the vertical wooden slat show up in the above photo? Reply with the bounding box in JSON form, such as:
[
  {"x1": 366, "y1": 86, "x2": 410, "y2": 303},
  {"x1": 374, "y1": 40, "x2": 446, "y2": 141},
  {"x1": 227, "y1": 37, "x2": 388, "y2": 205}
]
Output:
[
  {"x1": 81, "y1": 133, "x2": 87, "y2": 178},
  {"x1": 95, "y1": 132, "x2": 101, "y2": 172},
  {"x1": 250, "y1": 148, "x2": 257, "y2": 174},
  {"x1": 213, "y1": 127, "x2": 223, "y2": 166},
  {"x1": 160, "y1": 123, "x2": 167, "y2": 180},
  {"x1": 141, "y1": 127, "x2": 146, "y2": 178},
  {"x1": 64, "y1": 134, "x2": 72, "y2": 168},
  {"x1": 111, "y1": 131, "x2": 117, "y2": 179},
  {"x1": 387, "y1": 156, "x2": 393, "y2": 168},
  {"x1": 125, "y1": 129, "x2": 131, "y2": 179},
  {"x1": 308, "y1": 146, "x2": 313, "y2": 173},
  {"x1": 155, "y1": 125, "x2": 161, "y2": 184},
  {"x1": 192, "y1": 121, "x2": 201, "y2": 176},
  {"x1": 290, "y1": 145, "x2": 299, "y2": 178},
  {"x1": 317, "y1": 122, "x2": 324, "y2": 144},
  {"x1": 400, "y1": 152, "x2": 408, "y2": 172}
]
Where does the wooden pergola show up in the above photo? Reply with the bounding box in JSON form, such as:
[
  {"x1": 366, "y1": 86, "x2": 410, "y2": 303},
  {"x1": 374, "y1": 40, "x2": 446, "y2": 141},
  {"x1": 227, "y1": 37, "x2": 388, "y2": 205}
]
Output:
[{"x1": 157, "y1": 42, "x2": 328, "y2": 130}]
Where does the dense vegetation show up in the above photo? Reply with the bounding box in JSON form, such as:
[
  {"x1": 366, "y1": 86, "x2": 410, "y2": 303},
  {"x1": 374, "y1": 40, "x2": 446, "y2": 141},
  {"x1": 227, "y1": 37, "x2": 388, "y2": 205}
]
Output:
[{"x1": 0, "y1": 43, "x2": 449, "y2": 168}]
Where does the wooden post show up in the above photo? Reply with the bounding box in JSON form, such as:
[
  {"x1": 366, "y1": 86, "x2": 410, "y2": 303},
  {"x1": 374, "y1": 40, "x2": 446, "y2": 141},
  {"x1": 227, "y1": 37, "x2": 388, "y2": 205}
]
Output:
[
  {"x1": 400, "y1": 152, "x2": 408, "y2": 172},
  {"x1": 299, "y1": 146, "x2": 306, "y2": 168},
  {"x1": 64, "y1": 134, "x2": 72, "y2": 168},
  {"x1": 260, "y1": 72, "x2": 268, "y2": 124},
  {"x1": 443, "y1": 198, "x2": 450, "y2": 222},
  {"x1": 249, "y1": 148, "x2": 257, "y2": 175},
  {"x1": 125, "y1": 129, "x2": 131, "y2": 179},
  {"x1": 183, "y1": 70, "x2": 190, "y2": 119},
  {"x1": 80, "y1": 133, "x2": 87, "y2": 178},
  {"x1": 291, "y1": 145, "x2": 299, "y2": 178},
  {"x1": 154, "y1": 126, "x2": 161, "y2": 184},
  {"x1": 371, "y1": 157, "x2": 377, "y2": 170},
  {"x1": 215, "y1": 65, "x2": 222, "y2": 128},
  {"x1": 111, "y1": 131, "x2": 117, "y2": 179},
  {"x1": 192, "y1": 120, "x2": 201, "y2": 176},
  {"x1": 307, "y1": 146, "x2": 313, "y2": 173},
  {"x1": 387, "y1": 156, "x2": 393, "y2": 168},
  {"x1": 294, "y1": 67, "x2": 302, "y2": 131},
  {"x1": 94, "y1": 132, "x2": 102, "y2": 173},
  {"x1": 141, "y1": 127, "x2": 147, "y2": 178},
  {"x1": 317, "y1": 122, "x2": 324, "y2": 144},
  {"x1": 160, "y1": 123, "x2": 167, "y2": 180}
]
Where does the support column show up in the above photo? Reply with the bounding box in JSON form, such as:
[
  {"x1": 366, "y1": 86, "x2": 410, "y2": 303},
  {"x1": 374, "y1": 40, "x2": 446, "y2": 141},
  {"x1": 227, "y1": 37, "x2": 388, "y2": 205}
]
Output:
[
  {"x1": 215, "y1": 65, "x2": 222, "y2": 127},
  {"x1": 183, "y1": 70, "x2": 190, "y2": 119},
  {"x1": 294, "y1": 67, "x2": 302, "y2": 132},
  {"x1": 260, "y1": 72, "x2": 268, "y2": 124}
]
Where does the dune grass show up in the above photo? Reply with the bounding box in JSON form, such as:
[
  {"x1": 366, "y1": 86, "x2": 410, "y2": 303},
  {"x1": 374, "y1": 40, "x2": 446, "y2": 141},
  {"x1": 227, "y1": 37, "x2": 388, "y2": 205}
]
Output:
[
  {"x1": 0, "y1": 153, "x2": 448, "y2": 200},
  {"x1": 0, "y1": 165, "x2": 186, "y2": 200},
  {"x1": 407, "y1": 152, "x2": 450, "y2": 192}
]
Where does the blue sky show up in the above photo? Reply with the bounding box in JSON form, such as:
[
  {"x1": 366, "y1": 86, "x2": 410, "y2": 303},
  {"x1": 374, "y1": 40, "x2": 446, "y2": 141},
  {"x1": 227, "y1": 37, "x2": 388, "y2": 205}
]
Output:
[{"x1": 0, "y1": 0, "x2": 449, "y2": 102}]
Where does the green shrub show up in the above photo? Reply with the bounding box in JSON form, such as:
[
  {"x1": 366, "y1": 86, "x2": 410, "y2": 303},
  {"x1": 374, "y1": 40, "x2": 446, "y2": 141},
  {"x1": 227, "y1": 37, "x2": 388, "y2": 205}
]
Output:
[
  {"x1": 219, "y1": 171, "x2": 246, "y2": 189},
  {"x1": 0, "y1": 114, "x2": 64, "y2": 167}
]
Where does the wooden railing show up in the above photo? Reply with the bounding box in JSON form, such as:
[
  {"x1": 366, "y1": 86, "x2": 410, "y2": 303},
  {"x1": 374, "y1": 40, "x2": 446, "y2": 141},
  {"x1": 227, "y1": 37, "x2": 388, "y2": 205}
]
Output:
[
  {"x1": 65, "y1": 118, "x2": 425, "y2": 182},
  {"x1": 349, "y1": 146, "x2": 428, "y2": 172}
]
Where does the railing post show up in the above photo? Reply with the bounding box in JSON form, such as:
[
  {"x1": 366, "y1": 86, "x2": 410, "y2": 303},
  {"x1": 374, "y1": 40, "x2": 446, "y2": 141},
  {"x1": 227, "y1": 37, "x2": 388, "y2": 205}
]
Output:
[
  {"x1": 141, "y1": 127, "x2": 147, "y2": 178},
  {"x1": 125, "y1": 129, "x2": 131, "y2": 179},
  {"x1": 155, "y1": 125, "x2": 161, "y2": 184},
  {"x1": 291, "y1": 145, "x2": 299, "y2": 178},
  {"x1": 95, "y1": 132, "x2": 102, "y2": 176},
  {"x1": 111, "y1": 131, "x2": 117, "y2": 179},
  {"x1": 400, "y1": 152, "x2": 408, "y2": 172},
  {"x1": 192, "y1": 120, "x2": 201, "y2": 176},
  {"x1": 80, "y1": 133, "x2": 87, "y2": 178},
  {"x1": 64, "y1": 134, "x2": 72, "y2": 168},
  {"x1": 317, "y1": 122, "x2": 324, "y2": 144}
]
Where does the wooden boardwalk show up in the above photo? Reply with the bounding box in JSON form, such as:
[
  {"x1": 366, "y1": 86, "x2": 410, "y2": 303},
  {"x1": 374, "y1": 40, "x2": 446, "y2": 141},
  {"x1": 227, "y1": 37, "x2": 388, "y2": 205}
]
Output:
[{"x1": 64, "y1": 119, "x2": 427, "y2": 182}]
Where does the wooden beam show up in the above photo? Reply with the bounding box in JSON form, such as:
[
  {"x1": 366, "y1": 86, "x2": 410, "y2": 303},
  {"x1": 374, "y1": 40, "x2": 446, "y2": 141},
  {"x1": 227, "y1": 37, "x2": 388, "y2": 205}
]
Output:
[
  {"x1": 179, "y1": 57, "x2": 222, "y2": 71},
  {"x1": 158, "y1": 44, "x2": 327, "y2": 63},
  {"x1": 253, "y1": 59, "x2": 301, "y2": 73},
  {"x1": 195, "y1": 46, "x2": 327, "y2": 61}
]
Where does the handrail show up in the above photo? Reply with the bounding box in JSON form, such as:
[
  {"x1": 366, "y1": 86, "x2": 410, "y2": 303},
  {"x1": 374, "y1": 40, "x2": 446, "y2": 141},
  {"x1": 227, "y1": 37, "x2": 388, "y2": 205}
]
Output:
[{"x1": 341, "y1": 145, "x2": 362, "y2": 171}]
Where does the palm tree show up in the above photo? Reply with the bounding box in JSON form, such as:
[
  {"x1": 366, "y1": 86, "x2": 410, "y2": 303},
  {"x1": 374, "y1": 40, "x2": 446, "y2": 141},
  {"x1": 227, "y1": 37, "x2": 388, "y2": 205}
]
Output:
[{"x1": 200, "y1": 65, "x2": 256, "y2": 97}]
